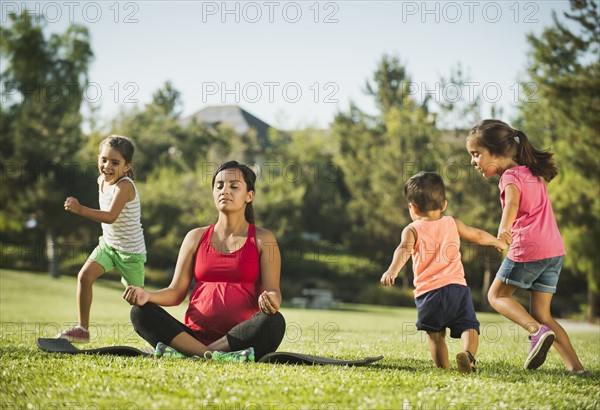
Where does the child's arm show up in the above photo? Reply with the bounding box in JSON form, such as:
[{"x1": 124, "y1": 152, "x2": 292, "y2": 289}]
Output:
[
  {"x1": 498, "y1": 183, "x2": 520, "y2": 239},
  {"x1": 65, "y1": 180, "x2": 135, "y2": 224},
  {"x1": 123, "y1": 227, "x2": 201, "y2": 307},
  {"x1": 454, "y1": 218, "x2": 509, "y2": 252},
  {"x1": 380, "y1": 225, "x2": 416, "y2": 286}
]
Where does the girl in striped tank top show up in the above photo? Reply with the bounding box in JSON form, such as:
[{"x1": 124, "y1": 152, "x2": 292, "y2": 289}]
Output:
[{"x1": 58, "y1": 135, "x2": 146, "y2": 343}]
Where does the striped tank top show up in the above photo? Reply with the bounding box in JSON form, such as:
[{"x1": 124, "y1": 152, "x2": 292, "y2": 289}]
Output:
[{"x1": 99, "y1": 176, "x2": 146, "y2": 254}]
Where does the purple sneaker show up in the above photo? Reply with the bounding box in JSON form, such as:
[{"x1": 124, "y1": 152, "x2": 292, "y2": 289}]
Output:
[{"x1": 524, "y1": 325, "x2": 555, "y2": 370}]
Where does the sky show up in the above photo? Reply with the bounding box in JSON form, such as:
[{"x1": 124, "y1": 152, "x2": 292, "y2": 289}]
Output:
[{"x1": 1, "y1": 1, "x2": 574, "y2": 130}]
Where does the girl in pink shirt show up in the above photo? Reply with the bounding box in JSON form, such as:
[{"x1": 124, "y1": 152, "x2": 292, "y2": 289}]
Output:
[{"x1": 467, "y1": 119, "x2": 585, "y2": 372}]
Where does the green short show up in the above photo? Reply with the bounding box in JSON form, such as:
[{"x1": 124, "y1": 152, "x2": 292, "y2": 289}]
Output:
[{"x1": 89, "y1": 237, "x2": 146, "y2": 287}]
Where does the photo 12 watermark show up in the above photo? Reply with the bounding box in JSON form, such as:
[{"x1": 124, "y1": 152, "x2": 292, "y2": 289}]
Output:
[
  {"x1": 198, "y1": 161, "x2": 341, "y2": 185},
  {"x1": 200, "y1": 81, "x2": 340, "y2": 105},
  {"x1": 1, "y1": 81, "x2": 141, "y2": 105},
  {"x1": 197, "y1": 402, "x2": 338, "y2": 410},
  {"x1": 1, "y1": 1, "x2": 141, "y2": 24},
  {"x1": 0, "y1": 402, "x2": 139, "y2": 410},
  {"x1": 399, "y1": 81, "x2": 539, "y2": 106},
  {"x1": 399, "y1": 400, "x2": 540, "y2": 410},
  {"x1": 200, "y1": 1, "x2": 340, "y2": 24},
  {"x1": 283, "y1": 321, "x2": 340, "y2": 345},
  {"x1": 400, "y1": 321, "x2": 532, "y2": 345},
  {"x1": 400, "y1": 1, "x2": 540, "y2": 24},
  {"x1": 1, "y1": 321, "x2": 142, "y2": 344}
]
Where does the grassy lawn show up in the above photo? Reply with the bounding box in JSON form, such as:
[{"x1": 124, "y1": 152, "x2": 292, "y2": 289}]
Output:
[{"x1": 1, "y1": 269, "x2": 598, "y2": 409}]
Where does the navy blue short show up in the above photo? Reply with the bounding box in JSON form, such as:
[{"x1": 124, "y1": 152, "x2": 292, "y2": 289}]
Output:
[{"x1": 414, "y1": 284, "x2": 480, "y2": 339}]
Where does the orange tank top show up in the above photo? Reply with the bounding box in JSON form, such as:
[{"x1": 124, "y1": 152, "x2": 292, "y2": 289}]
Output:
[{"x1": 411, "y1": 216, "x2": 467, "y2": 298}]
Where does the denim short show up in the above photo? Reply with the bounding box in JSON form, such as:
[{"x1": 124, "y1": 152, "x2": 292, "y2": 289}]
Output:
[
  {"x1": 496, "y1": 255, "x2": 564, "y2": 294},
  {"x1": 414, "y1": 284, "x2": 480, "y2": 339}
]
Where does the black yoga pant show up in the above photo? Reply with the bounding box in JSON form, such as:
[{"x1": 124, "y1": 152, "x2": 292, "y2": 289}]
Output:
[{"x1": 130, "y1": 302, "x2": 286, "y2": 360}]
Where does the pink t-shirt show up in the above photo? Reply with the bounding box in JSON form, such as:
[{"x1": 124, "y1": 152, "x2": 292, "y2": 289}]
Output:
[
  {"x1": 499, "y1": 166, "x2": 565, "y2": 262},
  {"x1": 411, "y1": 216, "x2": 467, "y2": 298}
]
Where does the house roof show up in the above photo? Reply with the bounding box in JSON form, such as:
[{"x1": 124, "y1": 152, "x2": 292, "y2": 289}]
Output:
[{"x1": 182, "y1": 105, "x2": 273, "y2": 148}]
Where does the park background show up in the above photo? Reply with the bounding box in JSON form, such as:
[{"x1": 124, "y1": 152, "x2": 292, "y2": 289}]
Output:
[{"x1": 1, "y1": 0, "x2": 598, "y2": 321}]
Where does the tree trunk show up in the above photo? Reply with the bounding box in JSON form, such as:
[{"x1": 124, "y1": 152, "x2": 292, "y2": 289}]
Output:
[
  {"x1": 587, "y1": 288, "x2": 598, "y2": 323},
  {"x1": 481, "y1": 258, "x2": 491, "y2": 311},
  {"x1": 46, "y1": 229, "x2": 59, "y2": 278}
]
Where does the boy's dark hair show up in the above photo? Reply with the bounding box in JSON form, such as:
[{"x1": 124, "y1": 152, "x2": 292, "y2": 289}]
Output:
[{"x1": 404, "y1": 171, "x2": 446, "y2": 211}]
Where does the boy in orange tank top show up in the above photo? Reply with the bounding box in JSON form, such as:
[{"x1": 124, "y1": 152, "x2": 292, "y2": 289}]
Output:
[{"x1": 380, "y1": 172, "x2": 510, "y2": 373}]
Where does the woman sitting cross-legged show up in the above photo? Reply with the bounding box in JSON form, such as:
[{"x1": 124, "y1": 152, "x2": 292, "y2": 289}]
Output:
[{"x1": 123, "y1": 161, "x2": 285, "y2": 362}]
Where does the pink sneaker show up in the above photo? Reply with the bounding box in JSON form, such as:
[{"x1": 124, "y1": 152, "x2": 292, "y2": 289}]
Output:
[{"x1": 57, "y1": 326, "x2": 90, "y2": 343}]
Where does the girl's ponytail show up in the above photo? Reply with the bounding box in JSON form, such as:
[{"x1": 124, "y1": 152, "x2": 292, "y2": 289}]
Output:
[
  {"x1": 469, "y1": 120, "x2": 558, "y2": 182},
  {"x1": 514, "y1": 129, "x2": 557, "y2": 182}
]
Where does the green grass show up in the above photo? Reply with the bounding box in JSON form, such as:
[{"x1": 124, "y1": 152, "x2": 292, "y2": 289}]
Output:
[{"x1": 1, "y1": 269, "x2": 599, "y2": 409}]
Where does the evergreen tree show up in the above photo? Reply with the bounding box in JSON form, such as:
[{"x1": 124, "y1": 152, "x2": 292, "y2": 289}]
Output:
[{"x1": 333, "y1": 55, "x2": 442, "y2": 268}]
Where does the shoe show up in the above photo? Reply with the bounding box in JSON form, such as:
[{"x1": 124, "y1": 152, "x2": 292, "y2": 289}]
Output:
[
  {"x1": 524, "y1": 325, "x2": 555, "y2": 370},
  {"x1": 154, "y1": 342, "x2": 188, "y2": 359},
  {"x1": 57, "y1": 325, "x2": 90, "y2": 343},
  {"x1": 205, "y1": 347, "x2": 255, "y2": 363},
  {"x1": 456, "y1": 351, "x2": 476, "y2": 373}
]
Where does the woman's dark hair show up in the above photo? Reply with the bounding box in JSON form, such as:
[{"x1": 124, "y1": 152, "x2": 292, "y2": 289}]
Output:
[
  {"x1": 100, "y1": 135, "x2": 136, "y2": 179},
  {"x1": 212, "y1": 161, "x2": 257, "y2": 224},
  {"x1": 468, "y1": 119, "x2": 557, "y2": 182},
  {"x1": 404, "y1": 171, "x2": 446, "y2": 212}
]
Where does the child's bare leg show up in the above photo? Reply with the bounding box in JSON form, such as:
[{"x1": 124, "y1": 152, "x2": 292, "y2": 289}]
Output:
[
  {"x1": 488, "y1": 279, "x2": 539, "y2": 333},
  {"x1": 530, "y1": 291, "x2": 585, "y2": 372},
  {"x1": 77, "y1": 260, "x2": 105, "y2": 329},
  {"x1": 461, "y1": 329, "x2": 479, "y2": 356},
  {"x1": 426, "y1": 330, "x2": 449, "y2": 370}
]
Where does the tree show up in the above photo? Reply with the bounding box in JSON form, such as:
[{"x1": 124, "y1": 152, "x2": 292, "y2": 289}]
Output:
[
  {"x1": 332, "y1": 55, "x2": 443, "y2": 271},
  {"x1": 436, "y1": 63, "x2": 482, "y2": 133},
  {"x1": 1, "y1": 12, "x2": 93, "y2": 276},
  {"x1": 365, "y1": 55, "x2": 416, "y2": 114},
  {"x1": 518, "y1": 0, "x2": 600, "y2": 320}
]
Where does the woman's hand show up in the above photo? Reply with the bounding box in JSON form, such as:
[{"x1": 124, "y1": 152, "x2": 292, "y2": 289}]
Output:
[
  {"x1": 123, "y1": 286, "x2": 150, "y2": 306},
  {"x1": 258, "y1": 290, "x2": 280, "y2": 314}
]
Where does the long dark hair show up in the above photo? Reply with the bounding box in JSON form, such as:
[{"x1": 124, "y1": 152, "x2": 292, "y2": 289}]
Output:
[
  {"x1": 468, "y1": 119, "x2": 557, "y2": 182},
  {"x1": 211, "y1": 161, "x2": 256, "y2": 224}
]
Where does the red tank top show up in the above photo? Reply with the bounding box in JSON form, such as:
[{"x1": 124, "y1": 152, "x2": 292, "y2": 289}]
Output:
[{"x1": 184, "y1": 224, "x2": 261, "y2": 344}]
